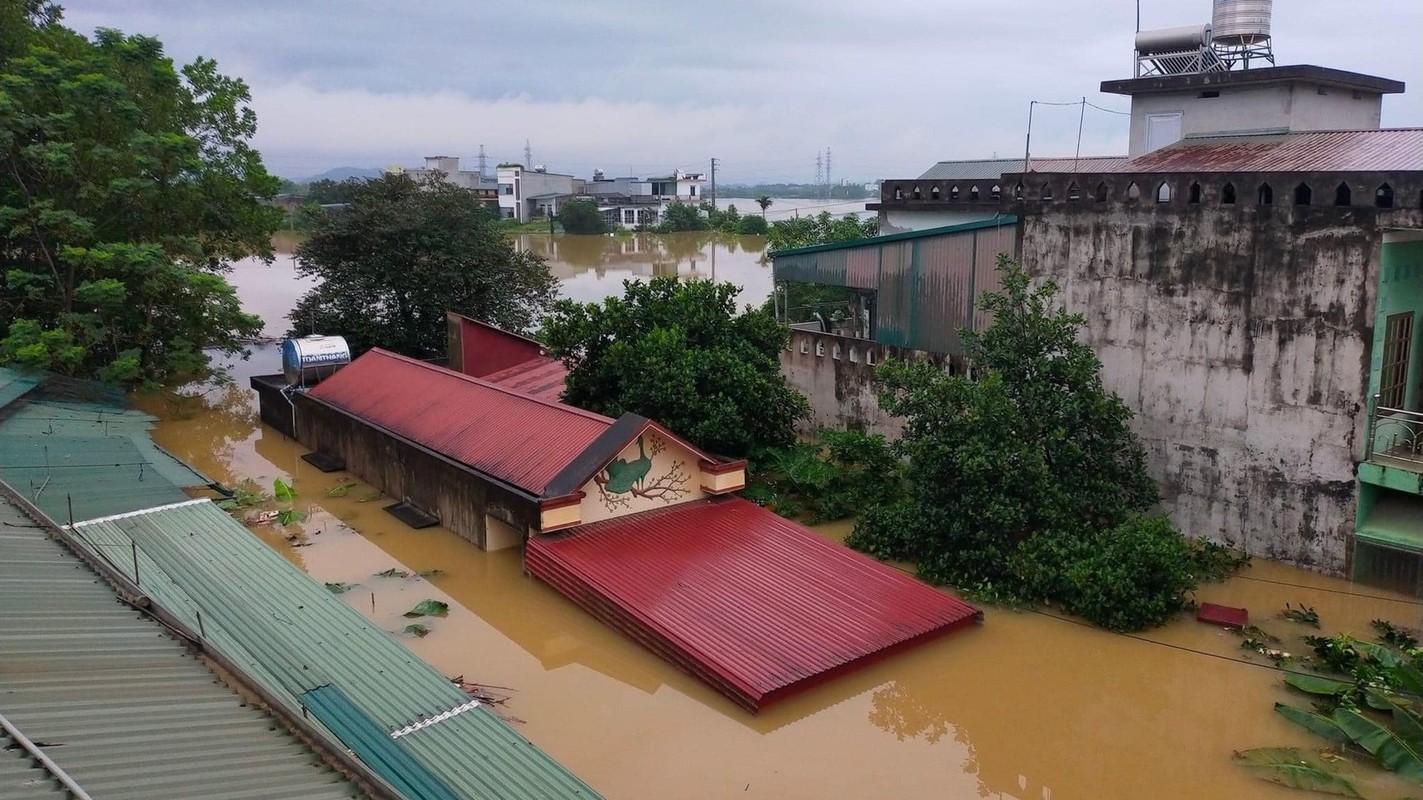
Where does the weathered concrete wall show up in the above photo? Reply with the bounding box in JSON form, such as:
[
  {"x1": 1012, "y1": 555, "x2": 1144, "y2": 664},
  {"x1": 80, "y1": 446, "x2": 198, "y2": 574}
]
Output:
[
  {"x1": 780, "y1": 329, "x2": 960, "y2": 439},
  {"x1": 1016, "y1": 179, "x2": 1423, "y2": 574}
]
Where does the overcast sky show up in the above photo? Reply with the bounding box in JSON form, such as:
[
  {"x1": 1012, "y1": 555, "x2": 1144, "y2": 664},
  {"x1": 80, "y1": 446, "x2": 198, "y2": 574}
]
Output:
[{"x1": 61, "y1": 0, "x2": 1423, "y2": 184}]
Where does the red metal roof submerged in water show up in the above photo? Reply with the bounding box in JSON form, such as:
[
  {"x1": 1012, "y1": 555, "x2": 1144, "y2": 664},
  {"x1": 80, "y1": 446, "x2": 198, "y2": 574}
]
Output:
[
  {"x1": 308, "y1": 349, "x2": 612, "y2": 495},
  {"x1": 526, "y1": 496, "x2": 980, "y2": 711}
]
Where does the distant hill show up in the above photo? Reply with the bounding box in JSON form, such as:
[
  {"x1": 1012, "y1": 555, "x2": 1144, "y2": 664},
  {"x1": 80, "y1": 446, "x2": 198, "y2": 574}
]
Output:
[{"x1": 295, "y1": 166, "x2": 383, "y2": 182}]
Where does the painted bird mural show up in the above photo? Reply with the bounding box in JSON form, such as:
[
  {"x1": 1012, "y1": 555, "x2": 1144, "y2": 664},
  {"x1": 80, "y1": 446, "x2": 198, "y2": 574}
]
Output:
[{"x1": 600, "y1": 436, "x2": 652, "y2": 494}]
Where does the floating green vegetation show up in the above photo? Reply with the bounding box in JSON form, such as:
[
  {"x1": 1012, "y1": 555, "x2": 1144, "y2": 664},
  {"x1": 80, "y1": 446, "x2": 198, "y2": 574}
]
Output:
[
  {"x1": 375, "y1": 567, "x2": 411, "y2": 578},
  {"x1": 273, "y1": 477, "x2": 296, "y2": 502},
  {"x1": 417, "y1": 569, "x2": 445, "y2": 579},
  {"x1": 276, "y1": 508, "x2": 305, "y2": 526},
  {"x1": 403, "y1": 623, "x2": 431, "y2": 638},
  {"x1": 358, "y1": 490, "x2": 383, "y2": 503},
  {"x1": 402, "y1": 600, "x2": 449, "y2": 618},
  {"x1": 324, "y1": 582, "x2": 354, "y2": 594},
  {"x1": 1282, "y1": 603, "x2": 1321, "y2": 628},
  {"x1": 327, "y1": 481, "x2": 354, "y2": 498},
  {"x1": 217, "y1": 480, "x2": 266, "y2": 511},
  {"x1": 1239, "y1": 615, "x2": 1423, "y2": 795}
]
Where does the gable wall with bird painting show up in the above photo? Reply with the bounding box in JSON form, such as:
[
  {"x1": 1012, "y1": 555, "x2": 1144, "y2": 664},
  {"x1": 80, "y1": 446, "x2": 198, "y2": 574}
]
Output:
[{"x1": 579, "y1": 431, "x2": 706, "y2": 525}]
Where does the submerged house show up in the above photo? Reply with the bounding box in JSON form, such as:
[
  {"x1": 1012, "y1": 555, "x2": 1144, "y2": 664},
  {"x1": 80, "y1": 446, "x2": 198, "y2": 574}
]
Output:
[{"x1": 252, "y1": 325, "x2": 979, "y2": 711}]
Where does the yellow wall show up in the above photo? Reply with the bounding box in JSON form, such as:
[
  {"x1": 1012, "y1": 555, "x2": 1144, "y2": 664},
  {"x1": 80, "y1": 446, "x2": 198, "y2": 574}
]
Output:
[{"x1": 578, "y1": 431, "x2": 707, "y2": 524}]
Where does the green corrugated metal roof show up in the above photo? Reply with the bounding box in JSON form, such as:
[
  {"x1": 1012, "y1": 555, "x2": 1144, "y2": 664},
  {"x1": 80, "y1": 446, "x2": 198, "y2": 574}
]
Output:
[
  {"x1": 0, "y1": 366, "x2": 42, "y2": 411},
  {"x1": 67, "y1": 500, "x2": 604, "y2": 800},
  {"x1": 767, "y1": 215, "x2": 1018, "y2": 259},
  {"x1": 0, "y1": 495, "x2": 366, "y2": 800},
  {"x1": 0, "y1": 434, "x2": 192, "y2": 523},
  {"x1": 303, "y1": 685, "x2": 461, "y2": 800}
]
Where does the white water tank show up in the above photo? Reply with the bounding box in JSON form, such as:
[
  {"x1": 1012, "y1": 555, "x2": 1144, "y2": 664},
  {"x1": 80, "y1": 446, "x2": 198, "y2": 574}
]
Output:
[
  {"x1": 1212, "y1": 0, "x2": 1272, "y2": 45},
  {"x1": 282, "y1": 335, "x2": 350, "y2": 387}
]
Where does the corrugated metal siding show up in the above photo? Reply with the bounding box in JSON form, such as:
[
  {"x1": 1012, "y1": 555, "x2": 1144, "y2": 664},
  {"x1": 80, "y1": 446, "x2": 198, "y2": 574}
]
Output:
[
  {"x1": 913, "y1": 232, "x2": 977, "y2": 355},
  {"x1": 845, "y1": 247, "x2": 878, "y2": 290},
  {"x1": 0, "y1": 496, "x2": 365, "y2": 800},
  {"x1": 972, "y1": 224, "x2": 1016, "y2": 331},
  {"x1": 308, "y1": 349, "x2": 612, "y2": 496},
  {"x1": 526, "y1": 497, "x2": 980, "y2": 712},
  {"x1": 1120, "y1": 128, "x2": 1423, "y2": 173},
  {"x1": 773, "y1": 249, "x2": 848, "y2": 286},
  {"x1": 67, "y1": 500, "x2": 604, "y2": 800},
  {"x1": 875, "y1": 240, "x2": 913, "y2": 347}
]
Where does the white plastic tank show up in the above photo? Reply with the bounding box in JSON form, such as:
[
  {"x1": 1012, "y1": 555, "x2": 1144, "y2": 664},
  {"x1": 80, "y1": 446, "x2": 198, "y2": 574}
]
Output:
[
  {"x1": 1212, "y1": 0, "x2": 1273, "y2": 45},
  {"x1": 282, "y1": 335, "x2": 350, "y2": 387}
]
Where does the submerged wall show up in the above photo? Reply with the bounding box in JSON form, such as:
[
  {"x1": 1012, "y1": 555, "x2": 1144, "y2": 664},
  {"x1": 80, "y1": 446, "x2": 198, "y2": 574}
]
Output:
[{"x1": 1015, "y1": 172, "x2": 1423, "y2": 574}]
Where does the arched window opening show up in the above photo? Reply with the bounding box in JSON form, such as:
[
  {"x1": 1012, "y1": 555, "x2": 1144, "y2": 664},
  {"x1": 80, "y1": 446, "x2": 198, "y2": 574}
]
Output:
[
  {"x1": 930, "y1": 186, "x2": 941, "y2": 200},
  {"x1": 814, "y1": 341, "x2": 824, "y2": 357},
  {"x1": 1040, "y1": 183, "x2": 1054, "y2": 201},
  {"x1": 969, "y1": 185, "x2": 980, "y2": 201},
  {"x1": 1222, "y1": 182, "x2": 1236, "y2": 205},
  {"x1": 1013, "y1": 182, "x2": 1024, "y2": 200},
  {"x1": 949, "y1": 185, "x2": 960, "y2": 201},
  {"x1": 1127, "y1": 182, "x2": 1141, "y2": 200},
  {"x1": 894, "y1": 186, "x2": 903, "y2": 200},
  {"x1": 1156, "y1": 182, "x2": 1172, "y2": 203},
  {"x1": 912, "y1": 186, "x2": 922, "y2": 200},
  {"x1": 1375, "y1": 183, "x2": 1394, "y2": 209},
  {"x1": 1066, "y1": 182, "x2": 1081, "y2": 201},
  {"x1": 832, "y1": 343, "x2": 841, "y2": 360},
  {"x1": 990, "y1": 184, "x2": 1002, "y2": 200},
  {"x1": 1188, "y1": 182, "x2": 1202, "y2": 204},
  {"x1": 1334, "y1": 182, "x2": 1352, "y2": 207},
  {"x1": 1095, "y1": 182, "x2": 1109, "y2": 202},
  {"x1": 865, "y1": 349, "x2": 876, "y2": 366},
  {"x1": 1293, "y1": 182, "x2": 1312, "y2": 206},
  {"x1": 849, "y1": 348, "x2": 859, "y2": 364},
  {"x1": 1258, "y1": 183, "x2": 1273, "y2": 205}
]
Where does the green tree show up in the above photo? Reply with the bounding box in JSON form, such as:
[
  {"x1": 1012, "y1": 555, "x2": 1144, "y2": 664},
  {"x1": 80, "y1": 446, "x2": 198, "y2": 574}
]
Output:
[
  {"x1": 767, "y1": 210, "x2": 877, "y2": 251},
  {"x1": 756, "y1": 195, "x2": 773, "y2": 217},
  {"x1": 656, "y1": 202, "x2": 708, "y2": 232},
  {"x1": 557, "y1": 198, "x2": 610, "y2": 234},
  {"x1": 0, "y1": 3, "x2": 279, "y2": 385},
  {"x1": 305, "y1": 178, "x2": 356, "y2": 205},
  {"x1": 736, "y1": 215, "x2": 769, "y2": 235},
  {"x1": 847, "y1": 257, "x2": 1204, "y2": 631},
  {"x1": 540, "y1": 277, "x2": 809, "y2": 456},
  {"x1": 288, "y1": 174, "x2": 557, "y2": 358}
]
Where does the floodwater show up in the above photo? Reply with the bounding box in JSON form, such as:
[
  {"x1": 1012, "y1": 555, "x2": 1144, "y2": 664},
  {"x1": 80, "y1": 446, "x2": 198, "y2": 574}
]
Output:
[
  {"x1": 227, "y1": 230, "x2": 774, "y2": 339},
  {"x1": 143, "y1": 353, "x2": 1423, "y2": 800}
]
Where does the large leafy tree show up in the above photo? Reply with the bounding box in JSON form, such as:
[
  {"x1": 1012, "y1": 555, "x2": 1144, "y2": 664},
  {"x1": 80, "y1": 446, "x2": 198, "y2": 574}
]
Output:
[
  {"x1": 289, "y1": 174, "x2": 557, "y2": 358},
  {"x1": 541, "y1": 277, "x2": 808, "y2": 456},
  {"x1": 556, "y1": 199, "x2": 610, "y2": 234},
  {"x1": 0, "y1": 2, "x2": 279, "y2": 384}
]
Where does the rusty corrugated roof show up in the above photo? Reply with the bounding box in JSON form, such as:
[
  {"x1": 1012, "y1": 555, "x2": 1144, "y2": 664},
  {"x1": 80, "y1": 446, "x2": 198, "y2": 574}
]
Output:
[
  {"x1": 482, "y1": 357, "x2": 569, "y2": 403},
  {"x1": 308, "y1": 349, "x2": 612, "y2": 496},
  {"x1": 1120, "y1": 128, "x2": 1423, "y2": 173},
  {"x1": 526, "y1": 496, "x2": 980, "y2": 711}
]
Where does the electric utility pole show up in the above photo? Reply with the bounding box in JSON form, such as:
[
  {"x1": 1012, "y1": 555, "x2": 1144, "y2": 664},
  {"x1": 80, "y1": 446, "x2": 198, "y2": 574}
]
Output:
[
  {"x1": 814, "y1": 152, "x2": 823, "y2": 189},
  {"x1": 825, "y1": 147, "x2": 832, "y2": 201},
  {"x1": 709, "y1": 157, "x2": 717, "y2": 205}
]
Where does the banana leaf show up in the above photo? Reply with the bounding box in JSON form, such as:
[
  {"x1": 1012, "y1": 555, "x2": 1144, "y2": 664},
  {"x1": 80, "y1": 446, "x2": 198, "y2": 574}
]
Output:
[
  {"x1": 1276, "y1": 703, "x2": 1351, "y2": 745},
  {"x1": 1233, "y1": 748, "x2": 1362, "y2": 797},
  {"x1": 1332, "y1": 707, "x2": 1423, "y2": 780},
  {"x1": 1392, "y1": 663, "x2": 1423, "y2": 698},
  {"x1": 403, "y1": 599, "x2": 449, "y2": 618},
  {"x1": 273, "y1": 477, "x2": 296, "y2": 503},
  {"x1": 1286, "y1": 673, "x2": 1355, "y2": 696},
  {"x1": 1353, "y1": 640, "x2": 1401, "y2": 667},
  {"x1": 1375, "y1": 694, "x2": 1423, "y2": 752}
]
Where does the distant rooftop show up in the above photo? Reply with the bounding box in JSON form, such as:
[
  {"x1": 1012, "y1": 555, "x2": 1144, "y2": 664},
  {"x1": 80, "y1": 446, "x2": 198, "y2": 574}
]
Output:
[
  {"x1": 1115, "y1": 128, "x2": 1423, "y2": 173},
  {"x1": 918, "y1": 155, "x2": 1132, "y2": 181},
  {"x1": 1102, "y1": 64, "x2": 1405, "y2": 97}
]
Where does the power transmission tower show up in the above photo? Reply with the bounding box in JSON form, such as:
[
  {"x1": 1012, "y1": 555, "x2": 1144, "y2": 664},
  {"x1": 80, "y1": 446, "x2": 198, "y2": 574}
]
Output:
[
  {"x1": 709, "y1": 157, "x2": 718, "y2": 205},
  {"x1": 478, "y1": 145, "x2": 487, "y2": 179},
  {"x1": 523, "y1": 139, "x2": 532, "y2": 169},
  {"x1": 814, "y1": 153, "x2": 823, "y2": 188},
  {"x1": 825, "y1": 147, "x2": 832, "y2": 201}
]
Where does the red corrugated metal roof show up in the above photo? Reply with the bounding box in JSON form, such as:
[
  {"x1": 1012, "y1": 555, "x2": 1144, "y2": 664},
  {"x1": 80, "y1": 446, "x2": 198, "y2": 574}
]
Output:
[
  {"x1": 483, "y1": 357, "x2": 569, "y2": 403},
  {"x1": 308, "y1": 349, "x2": 612, "y2": 495},
  {"x1": 526, "y1": 497, "x2": 980, "y2": 711},
  {"x1": 1121, "y1": 128, "x2": 1423, "y2": 173}
]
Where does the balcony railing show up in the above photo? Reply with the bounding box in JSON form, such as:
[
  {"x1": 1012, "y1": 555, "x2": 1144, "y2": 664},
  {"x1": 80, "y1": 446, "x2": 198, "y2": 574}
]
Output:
[{"x1": 1367, "y1": 395, "x2": 1423, "y2": 469}]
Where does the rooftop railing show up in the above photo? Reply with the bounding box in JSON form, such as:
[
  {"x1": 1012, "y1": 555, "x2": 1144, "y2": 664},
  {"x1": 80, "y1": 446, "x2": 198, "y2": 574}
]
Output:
[{"x1": 1367, "y1": 395, "x2": 1423, "y2": 469}]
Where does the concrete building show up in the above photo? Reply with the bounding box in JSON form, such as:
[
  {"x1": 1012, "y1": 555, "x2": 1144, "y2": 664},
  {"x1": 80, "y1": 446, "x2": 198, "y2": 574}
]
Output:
[
  {"x1": 497, "y1": 164, "x2": 585, "y2": 222},
  {"x1": 389, "y1": 155, "x2": 500, "y2": 213},
  {"x1": 779, "y1": 40, "x2": 1422, "y2": 586}
]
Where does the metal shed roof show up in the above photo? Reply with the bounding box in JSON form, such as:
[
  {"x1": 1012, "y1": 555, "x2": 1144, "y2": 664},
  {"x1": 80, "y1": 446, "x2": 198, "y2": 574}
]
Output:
[
  {"x1": 481, "y1": 357, "x2": 569, "y2": 403},
  {"x1": 308, "y1": 349, "x2": 614, "y2": 496},
  {"x1": 917, "y1": 156, "x2": 1131, "y2": 181},
  {"x1": 527, "y1": 496, "x2": 981, "y2": 711},
  {"x1": 0, "y1": 495, "x2": 366, "y2": 800},
  {"x1": 1113, "y1": 128, "x2": 1423, "y2": 173},
  {"x1": 0, "y1": 366, "x2": 41, "y2": 411},
  {"x1": 66, "y1": 499, "x2": 604, "y2": 800}
]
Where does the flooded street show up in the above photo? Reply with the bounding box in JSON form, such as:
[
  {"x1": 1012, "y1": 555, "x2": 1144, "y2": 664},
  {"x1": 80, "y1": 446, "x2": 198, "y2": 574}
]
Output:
[{"x1": 144, "y1": 352, "x2": 1423, "y2": 800}]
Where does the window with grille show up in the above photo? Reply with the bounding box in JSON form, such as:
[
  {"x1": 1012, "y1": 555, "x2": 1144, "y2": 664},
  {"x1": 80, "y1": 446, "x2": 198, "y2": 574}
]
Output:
[{"x1": 1380, "y1": 311, "x2": 1415, "y2": 409}]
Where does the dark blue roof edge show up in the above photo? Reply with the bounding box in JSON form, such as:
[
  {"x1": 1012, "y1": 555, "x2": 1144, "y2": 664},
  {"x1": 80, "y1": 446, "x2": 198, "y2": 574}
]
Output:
[{"x1": 767, "y1": 215, "x2": 1019, "y2": 259}]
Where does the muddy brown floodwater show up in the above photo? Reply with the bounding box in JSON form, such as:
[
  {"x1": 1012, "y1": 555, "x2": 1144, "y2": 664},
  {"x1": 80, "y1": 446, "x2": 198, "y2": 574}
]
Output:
[{"x1": 141, "y1": 358, "x2": 1423, "y2": 800}]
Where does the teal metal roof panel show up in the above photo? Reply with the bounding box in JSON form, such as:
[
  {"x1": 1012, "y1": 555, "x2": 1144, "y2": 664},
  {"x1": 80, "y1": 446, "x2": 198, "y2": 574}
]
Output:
[
  {"x1": 0, "y1": 495, "x2": 366, "y2": 800},
  {"x1": 304, "y1": 685, "x2": 461, "y2": 800},
  {"x1": 0, "y1": 434, "x2": 192, "y2": 522},
  {"x1": 767, "y1": 215, "x2": 1018, "y2": 259},
  {"x1": 67, "y1": 500, "x2": 604, "y2": 800},
  {"x1": 0, "y1": 366, "x2": 41, "y2": 411}
]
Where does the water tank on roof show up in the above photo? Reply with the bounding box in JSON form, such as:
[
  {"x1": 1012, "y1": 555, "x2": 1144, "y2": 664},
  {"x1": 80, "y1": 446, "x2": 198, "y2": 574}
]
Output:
[
  {"x1": 1135, "y1": 24, "x2": 1212, "y2": 55},
  {"x1": 282, "y1": 335, "x2": 350, "y2": 387},
  {"x1": 1212, "y1": 0, "x2": 1272, "y2": 45}
]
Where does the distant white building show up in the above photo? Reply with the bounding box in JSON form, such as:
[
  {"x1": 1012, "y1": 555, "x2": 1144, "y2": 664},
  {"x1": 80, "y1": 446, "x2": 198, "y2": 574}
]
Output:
[
  {"x1": 496, "y1": 165, "x2": 585, "y2": 222},
  {"x1": 388, "y1": 156, "x2": 501, "y2": 213}
]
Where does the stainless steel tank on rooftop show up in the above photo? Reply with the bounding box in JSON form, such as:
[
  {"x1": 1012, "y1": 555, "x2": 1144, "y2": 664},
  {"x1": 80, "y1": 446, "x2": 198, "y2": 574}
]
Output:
[{"x1": 1212, "y1": 0, "x2": 1272, "y2": 45}]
